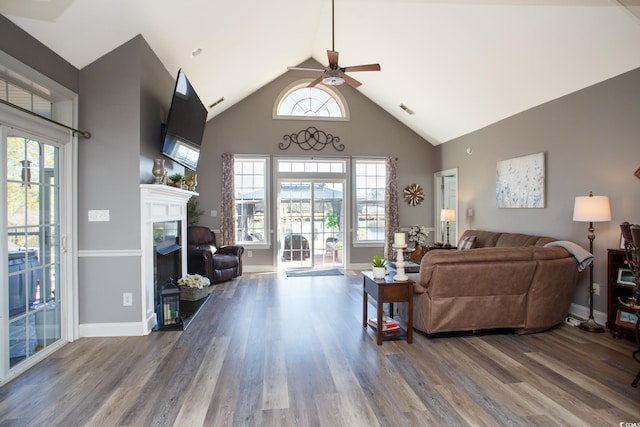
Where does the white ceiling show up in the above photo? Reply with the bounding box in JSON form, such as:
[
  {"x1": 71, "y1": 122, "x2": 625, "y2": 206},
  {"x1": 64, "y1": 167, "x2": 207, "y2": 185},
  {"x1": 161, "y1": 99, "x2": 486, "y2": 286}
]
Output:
[{"x1": 2, "y1": 0, "x2": 640, "y2": 145}]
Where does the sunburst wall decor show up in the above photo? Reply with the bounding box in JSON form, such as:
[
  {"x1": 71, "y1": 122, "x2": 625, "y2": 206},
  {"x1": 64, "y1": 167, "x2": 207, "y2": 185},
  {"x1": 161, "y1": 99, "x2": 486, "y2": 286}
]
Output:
[{"x1": 403, "y1": 183, "x2": 424, "y2": 206}]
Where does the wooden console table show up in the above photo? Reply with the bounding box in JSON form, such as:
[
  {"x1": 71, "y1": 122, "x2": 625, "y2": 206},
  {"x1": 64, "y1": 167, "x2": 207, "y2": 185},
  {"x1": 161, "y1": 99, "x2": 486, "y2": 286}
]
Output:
[{"x1": 362, "y1": 271, "x2": 413, "y2": 345}]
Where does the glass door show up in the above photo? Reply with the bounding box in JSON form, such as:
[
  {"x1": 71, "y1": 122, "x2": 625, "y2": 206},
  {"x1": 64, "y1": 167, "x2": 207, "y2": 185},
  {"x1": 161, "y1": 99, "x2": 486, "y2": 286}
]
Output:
[
  {"x1": 4, "y1": 135, "x2": 62, "y2": 370},
  {"x1": 434, "y1": 168, "x2": 458, "y2": 245},
  {"x1": 278, "y1": 181, "x2": 344, "y2": 270}
]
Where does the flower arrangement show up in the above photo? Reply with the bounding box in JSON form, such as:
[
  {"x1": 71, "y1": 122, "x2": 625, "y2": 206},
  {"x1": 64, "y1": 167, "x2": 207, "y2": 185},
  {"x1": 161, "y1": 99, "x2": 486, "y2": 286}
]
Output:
[
  {"x1": 408, "y1": 225, "x2": 429, "y2": 247},
  {"x1": 177, "y1": 274, "x2": 210, "y2": 289}
]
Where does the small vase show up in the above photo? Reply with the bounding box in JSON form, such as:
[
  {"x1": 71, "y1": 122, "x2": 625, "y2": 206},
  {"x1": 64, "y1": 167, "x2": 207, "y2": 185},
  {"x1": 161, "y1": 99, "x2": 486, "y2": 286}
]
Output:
[
  {"x1": 372, "y1": 267, "x2": 386, "y2": 279},
  {"x1": 152, "y1": 159, "x2": 165, "y2": 184}
]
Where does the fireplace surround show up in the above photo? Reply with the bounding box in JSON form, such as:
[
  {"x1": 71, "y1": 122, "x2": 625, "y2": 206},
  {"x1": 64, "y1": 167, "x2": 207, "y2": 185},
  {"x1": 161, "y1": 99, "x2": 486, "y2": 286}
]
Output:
[{"x1": 140, "y1": 184, "x2": 197, "y2": 334}]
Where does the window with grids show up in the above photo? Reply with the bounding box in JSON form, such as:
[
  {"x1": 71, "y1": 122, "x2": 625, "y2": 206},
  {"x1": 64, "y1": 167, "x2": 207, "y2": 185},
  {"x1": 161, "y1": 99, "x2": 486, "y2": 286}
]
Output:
[
  {"x1": 274, "y1": 81, "x2": 348, "y2": 120},
  {"x1": 354, "y1": 159, "x2": 386, "y2": 242},
  {"x1": 234, "y1": 158, "x2": 268, "y2": 244},
  {"x1": 0, "y1": 78, "x2": 53, "y2": 118}
]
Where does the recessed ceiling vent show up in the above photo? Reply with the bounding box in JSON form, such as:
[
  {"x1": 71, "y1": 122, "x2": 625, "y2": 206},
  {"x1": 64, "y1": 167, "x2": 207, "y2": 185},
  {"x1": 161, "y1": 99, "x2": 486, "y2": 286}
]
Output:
[
  {"x1": 209, "y1": 97, "x2": 224, "y2": 109},
  {"x1": 400, "y1": 104, "x2": 415, "y2": 115}
]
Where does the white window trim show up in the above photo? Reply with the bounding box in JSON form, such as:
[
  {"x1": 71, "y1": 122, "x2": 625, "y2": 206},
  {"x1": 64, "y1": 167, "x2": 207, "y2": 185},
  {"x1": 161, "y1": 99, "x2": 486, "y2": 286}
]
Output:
[
  {"x1": 272, "y1": 79, "x2": 350, "y2": 122},
  {"x1": 352, "y1": 157, "x2": 386, "y2": 246},
  {"x1": 234, "y1": 155, "x2": 271, "y2": 249}
]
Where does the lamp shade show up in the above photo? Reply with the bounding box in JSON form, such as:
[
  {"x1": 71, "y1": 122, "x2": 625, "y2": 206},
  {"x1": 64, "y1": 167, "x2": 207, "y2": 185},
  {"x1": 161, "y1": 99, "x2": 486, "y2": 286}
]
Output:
[
  {"x1": 440, "y1": 208, "x2": 456, "y2": 222},
  {"x1": 573, "y1": 192, "x2": 611, "y2": 222}
]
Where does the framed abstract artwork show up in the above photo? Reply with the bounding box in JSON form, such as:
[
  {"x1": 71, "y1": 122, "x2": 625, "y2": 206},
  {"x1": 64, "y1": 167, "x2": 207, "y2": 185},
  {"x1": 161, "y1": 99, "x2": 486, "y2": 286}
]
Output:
[{"x1": 496, "y1": 152, "x2": 545, "y2": 208}]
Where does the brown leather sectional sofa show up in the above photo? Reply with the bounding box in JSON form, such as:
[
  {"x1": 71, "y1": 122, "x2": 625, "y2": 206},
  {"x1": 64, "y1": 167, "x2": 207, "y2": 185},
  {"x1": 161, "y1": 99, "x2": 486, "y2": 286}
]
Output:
[{"x1": 400, "y1": 230, "x2": 580, "y2": 335}]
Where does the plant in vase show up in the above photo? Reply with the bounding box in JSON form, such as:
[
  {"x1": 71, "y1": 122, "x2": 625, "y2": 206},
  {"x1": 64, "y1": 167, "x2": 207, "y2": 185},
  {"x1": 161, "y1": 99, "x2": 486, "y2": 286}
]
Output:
[
  {"x1": 177, "y1": 273, "x2": 211, "y2": 301},
  {"x1": 168, "y1": 173, "x2": 184, "y2": 188},
  {"x1": 370, "y1": 255, "x2": 388, "y2": 279},
  {"x1": 178, "y1": 273, "x2": 210, "y2": 289},
  {"x1": 408, "y1": 224, "x2": 429, "y2": 262}
]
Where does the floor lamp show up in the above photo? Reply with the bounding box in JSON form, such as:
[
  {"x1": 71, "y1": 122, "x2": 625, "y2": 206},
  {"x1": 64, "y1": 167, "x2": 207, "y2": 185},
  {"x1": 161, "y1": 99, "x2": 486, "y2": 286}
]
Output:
[
  {"x1": 573, "y1": 191, "x2": 611, "y2": 333},
  {"x1": 441, "y1": 209, "x2": 456, "y2": 248}
]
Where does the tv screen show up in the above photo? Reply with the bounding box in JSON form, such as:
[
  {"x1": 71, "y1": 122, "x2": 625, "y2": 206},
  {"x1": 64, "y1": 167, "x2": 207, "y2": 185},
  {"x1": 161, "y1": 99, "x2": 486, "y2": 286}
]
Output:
[{"x1": 162, "y1": 69, "x2": 207, "y2": 171}]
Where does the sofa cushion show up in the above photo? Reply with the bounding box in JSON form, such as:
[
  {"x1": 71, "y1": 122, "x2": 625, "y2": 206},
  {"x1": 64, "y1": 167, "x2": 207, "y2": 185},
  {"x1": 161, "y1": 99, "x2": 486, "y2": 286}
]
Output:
[
  {"x1": 494, "y1": 232, "x2": 557, "y2": 247},
  {"x1": 458, "y1": 230, "x2": 500, "y2": 248},
  {"x1": 458, "y1": 236, "x2": 477, "y2": 250}
]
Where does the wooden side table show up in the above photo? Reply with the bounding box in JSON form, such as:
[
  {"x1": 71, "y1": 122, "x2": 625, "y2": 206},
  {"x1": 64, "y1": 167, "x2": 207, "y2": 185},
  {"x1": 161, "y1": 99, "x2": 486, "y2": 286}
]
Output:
[{"x1": 362, "y1": 271, "x2": 413, "y2": 345}]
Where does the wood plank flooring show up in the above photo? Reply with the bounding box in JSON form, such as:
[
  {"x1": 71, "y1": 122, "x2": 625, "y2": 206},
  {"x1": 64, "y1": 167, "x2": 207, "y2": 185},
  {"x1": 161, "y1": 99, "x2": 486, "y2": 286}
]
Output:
[{"x1": 1, "y1": 270, "x2": 639, "y2": 426}]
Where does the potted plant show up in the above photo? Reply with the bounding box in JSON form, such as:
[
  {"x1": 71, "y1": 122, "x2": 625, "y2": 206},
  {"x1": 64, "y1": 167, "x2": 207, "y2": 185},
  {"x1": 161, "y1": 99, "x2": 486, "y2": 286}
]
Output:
[
  {"x1": 168, "y1": 173, "x2": 184, "y2": 188},
  {"x1": 370, "y1": 255, "x2": 387, "y2": 279},
  {"x1": 187, "y1": 196, "x2": 204, "y2": 226}
]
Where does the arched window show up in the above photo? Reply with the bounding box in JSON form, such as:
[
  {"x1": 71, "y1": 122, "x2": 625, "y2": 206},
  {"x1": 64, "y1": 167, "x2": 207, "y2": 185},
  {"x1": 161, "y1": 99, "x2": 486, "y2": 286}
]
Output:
[{"x1": 274, "y1": 80, "x2": 349, "y2": 121}]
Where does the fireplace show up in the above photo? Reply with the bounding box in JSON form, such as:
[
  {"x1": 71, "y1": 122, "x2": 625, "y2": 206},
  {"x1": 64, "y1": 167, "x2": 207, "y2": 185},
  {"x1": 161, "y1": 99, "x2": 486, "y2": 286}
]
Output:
[
  {"x1": 140, "y1": 184, "x2": 196, "y2": 334},
  {"x1": 153, "y1": 221, "x2": 183, "y2": 329},
  {"x1": 154, "y1": 221, "x2": 181, "y2": 291}
]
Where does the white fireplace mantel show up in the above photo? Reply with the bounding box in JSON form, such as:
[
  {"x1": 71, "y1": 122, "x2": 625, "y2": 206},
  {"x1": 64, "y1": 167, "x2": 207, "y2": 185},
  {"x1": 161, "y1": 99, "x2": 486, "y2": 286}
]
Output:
[{"x1": 140, "y1": 184, "x2": 197, "y2": 334}]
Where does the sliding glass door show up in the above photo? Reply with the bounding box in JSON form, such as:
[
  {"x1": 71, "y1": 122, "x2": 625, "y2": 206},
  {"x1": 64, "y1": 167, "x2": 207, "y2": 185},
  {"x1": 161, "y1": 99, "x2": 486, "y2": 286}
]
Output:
[
  {"x1": 276, "y1": 158, "x2": 347, "y2": 271},
  {"x1": 3, "y1": 133, "x2": 62, "y2": 371}
]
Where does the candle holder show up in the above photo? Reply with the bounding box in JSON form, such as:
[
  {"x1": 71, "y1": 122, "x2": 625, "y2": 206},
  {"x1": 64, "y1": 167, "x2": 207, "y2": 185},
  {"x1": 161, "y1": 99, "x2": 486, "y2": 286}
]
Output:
[{"x1": 393, "y1": 243, "x2": 409, "y2": 281}]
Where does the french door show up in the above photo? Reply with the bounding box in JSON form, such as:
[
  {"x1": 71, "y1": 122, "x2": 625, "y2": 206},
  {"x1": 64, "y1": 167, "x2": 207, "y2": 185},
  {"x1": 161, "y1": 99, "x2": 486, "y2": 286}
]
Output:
[
  {"x1": 278, "y1": 180, "x2": 345, "y2": 270},
  {"x1": 2, "y1": 130, "x2": 66, "y2": 376}
]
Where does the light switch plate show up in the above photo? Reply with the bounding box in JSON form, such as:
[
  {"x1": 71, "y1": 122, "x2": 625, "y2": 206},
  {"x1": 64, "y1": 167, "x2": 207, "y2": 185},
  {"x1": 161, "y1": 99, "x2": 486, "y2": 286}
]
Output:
[{"x1": 88, "y1": 210, "x2": 110, "y2": 222}]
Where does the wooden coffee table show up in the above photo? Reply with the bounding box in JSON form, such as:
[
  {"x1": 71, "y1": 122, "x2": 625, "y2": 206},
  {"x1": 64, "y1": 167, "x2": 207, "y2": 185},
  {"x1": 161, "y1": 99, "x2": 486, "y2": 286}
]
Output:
[{"x1": 362, "y1": 271, "x2": 413, "y2": 345}]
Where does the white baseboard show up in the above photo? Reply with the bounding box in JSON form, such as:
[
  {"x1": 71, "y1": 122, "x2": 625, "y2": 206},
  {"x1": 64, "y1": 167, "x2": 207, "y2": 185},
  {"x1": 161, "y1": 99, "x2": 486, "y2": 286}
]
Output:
[
  {"x1": 568, "y1": 302, "x2": 606, "y2": 325},
  {"x1": 243, "y1": 265, "x2": 276, "y2": 273},
  {"x1": 79, "y1": 321, "x2": 148, "y2": 337},
  {"x1": 243, "y1": 264, "x2": 366, "y2": 273}
]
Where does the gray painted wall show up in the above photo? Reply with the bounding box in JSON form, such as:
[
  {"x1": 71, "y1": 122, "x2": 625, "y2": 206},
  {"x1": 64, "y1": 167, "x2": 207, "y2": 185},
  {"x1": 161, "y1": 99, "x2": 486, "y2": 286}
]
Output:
[
  {"x1": 436, "y1": 67, "x2": 640, "y2": 313},
  {"x1": 195, "y1": 60, "x2": 437, "y2": 266},
  {"x1": 77, "y1": 35, "x2": 174, "y2": 324}
]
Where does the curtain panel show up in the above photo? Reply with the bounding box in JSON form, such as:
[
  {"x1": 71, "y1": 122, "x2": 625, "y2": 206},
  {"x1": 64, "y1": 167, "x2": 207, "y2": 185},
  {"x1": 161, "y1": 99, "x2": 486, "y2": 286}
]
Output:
[
  {"x1": 220, "y1": 153, "x2": 236, "y2": 245},
  {"x1": 384, "y1": 156, "x2": 399, "y2": 260}
]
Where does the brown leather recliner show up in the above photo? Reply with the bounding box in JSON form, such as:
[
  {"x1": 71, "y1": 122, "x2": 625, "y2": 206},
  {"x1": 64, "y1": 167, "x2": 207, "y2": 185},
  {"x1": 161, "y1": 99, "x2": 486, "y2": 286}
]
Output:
[{"x1": 187, "y1": 226, "x2": 244, "y2": 284}]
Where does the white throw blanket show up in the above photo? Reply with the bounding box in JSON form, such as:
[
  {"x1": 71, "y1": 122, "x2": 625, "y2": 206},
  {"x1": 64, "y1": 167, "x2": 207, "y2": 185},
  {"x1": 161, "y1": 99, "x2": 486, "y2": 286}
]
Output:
[{"x1": 544, "y1": 240, "x2": 593, "y2": 272}]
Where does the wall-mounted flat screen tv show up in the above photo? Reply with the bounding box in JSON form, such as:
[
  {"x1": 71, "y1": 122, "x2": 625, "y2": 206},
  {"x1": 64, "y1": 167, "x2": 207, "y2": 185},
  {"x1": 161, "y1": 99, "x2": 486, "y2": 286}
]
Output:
[{"x1": 161, "y1": 69, "x2": 207, "y2": 171}]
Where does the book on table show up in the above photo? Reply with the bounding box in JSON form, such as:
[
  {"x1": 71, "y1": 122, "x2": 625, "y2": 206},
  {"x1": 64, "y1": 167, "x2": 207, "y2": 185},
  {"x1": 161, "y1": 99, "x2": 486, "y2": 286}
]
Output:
[{"x1": 368, "y1": 317, "x2": 400, "y2": 331}]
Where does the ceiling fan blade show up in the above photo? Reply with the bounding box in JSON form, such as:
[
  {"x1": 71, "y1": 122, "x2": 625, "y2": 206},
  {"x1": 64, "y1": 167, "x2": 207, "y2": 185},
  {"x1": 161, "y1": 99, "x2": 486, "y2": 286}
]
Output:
[
  {"x1": 307, "y1": 76, "x2": 324, "y2": 88},
  {"x1": 341, "y1": 64, "x2": 381, "y2": 73},
  {"x1": 287, "y1": 66, "x2": 325, "y2": 72},
  {"x1": 327, "y1": 50, "x2": 339, "y2": 69},
  {"x1": 343, "y1": 74, "x2": 362, "y2": 88}
]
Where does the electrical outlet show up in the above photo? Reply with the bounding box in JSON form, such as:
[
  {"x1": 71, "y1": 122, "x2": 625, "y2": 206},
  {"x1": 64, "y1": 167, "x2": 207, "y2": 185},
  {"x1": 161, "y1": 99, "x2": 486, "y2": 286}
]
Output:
[
  {"x1": 123, "y1": 292, "x2": 133, "y2": 306},
  {"x1": 247, "y1": 250, "x2": 253, "y2": 258},
  {"x1": 593, "y1": 282, "x2": 600, "y2": 296}
]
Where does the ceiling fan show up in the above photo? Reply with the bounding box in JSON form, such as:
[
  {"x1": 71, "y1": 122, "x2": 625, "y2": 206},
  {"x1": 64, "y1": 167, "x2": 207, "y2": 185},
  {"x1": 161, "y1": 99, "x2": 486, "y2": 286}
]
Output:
[{"x1": 287, "y1": 0, "x2": 381, "y2": 88}]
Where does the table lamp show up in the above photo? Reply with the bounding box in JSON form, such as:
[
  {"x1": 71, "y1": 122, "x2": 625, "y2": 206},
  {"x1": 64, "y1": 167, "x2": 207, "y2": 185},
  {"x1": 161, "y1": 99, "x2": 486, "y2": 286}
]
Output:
[
  {"x1": 440, "y1": 209, "x2": 456, "y2": 248},
  {"x1": 573, "y1": 191, "x2": 611, "y2": 333}
]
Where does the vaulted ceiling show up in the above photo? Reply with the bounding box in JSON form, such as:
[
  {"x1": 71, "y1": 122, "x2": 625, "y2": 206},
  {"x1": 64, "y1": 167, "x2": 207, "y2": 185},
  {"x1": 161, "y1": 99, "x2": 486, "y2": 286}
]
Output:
[{"x1": 2, "y1": 0, "x2": 640, "y2": 145}]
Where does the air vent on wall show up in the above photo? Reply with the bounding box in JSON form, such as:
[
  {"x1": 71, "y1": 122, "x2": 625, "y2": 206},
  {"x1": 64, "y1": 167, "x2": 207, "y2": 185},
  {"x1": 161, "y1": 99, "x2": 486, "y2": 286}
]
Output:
[{"x1": 400, "y1": 104, "x2": 414, "y2": 115}]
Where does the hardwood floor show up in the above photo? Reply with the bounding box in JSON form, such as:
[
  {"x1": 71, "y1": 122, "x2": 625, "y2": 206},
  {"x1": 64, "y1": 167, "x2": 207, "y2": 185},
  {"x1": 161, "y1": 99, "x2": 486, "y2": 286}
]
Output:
[{"x1": 1, "y1": 270, "x2": 639, "y2": 426}]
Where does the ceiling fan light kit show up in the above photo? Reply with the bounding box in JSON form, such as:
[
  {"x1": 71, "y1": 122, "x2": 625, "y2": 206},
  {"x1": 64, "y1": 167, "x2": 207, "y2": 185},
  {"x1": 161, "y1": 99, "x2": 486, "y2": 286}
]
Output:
[
  {"x1": 322, "y1": 69, "x2": 345, "y2": 86},
  {"x1": 287, "y1": 0, "x2": 380, "y2": 89}
]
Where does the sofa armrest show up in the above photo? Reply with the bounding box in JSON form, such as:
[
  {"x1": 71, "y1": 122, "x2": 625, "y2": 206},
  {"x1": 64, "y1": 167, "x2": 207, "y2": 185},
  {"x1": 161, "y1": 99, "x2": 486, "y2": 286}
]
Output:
[
  {"x1": 188, "y1": 248, "x2": 213, "y2": 260},
  {"x1": 217, "y1": 245, "x2": 245, "y2": 258}
]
